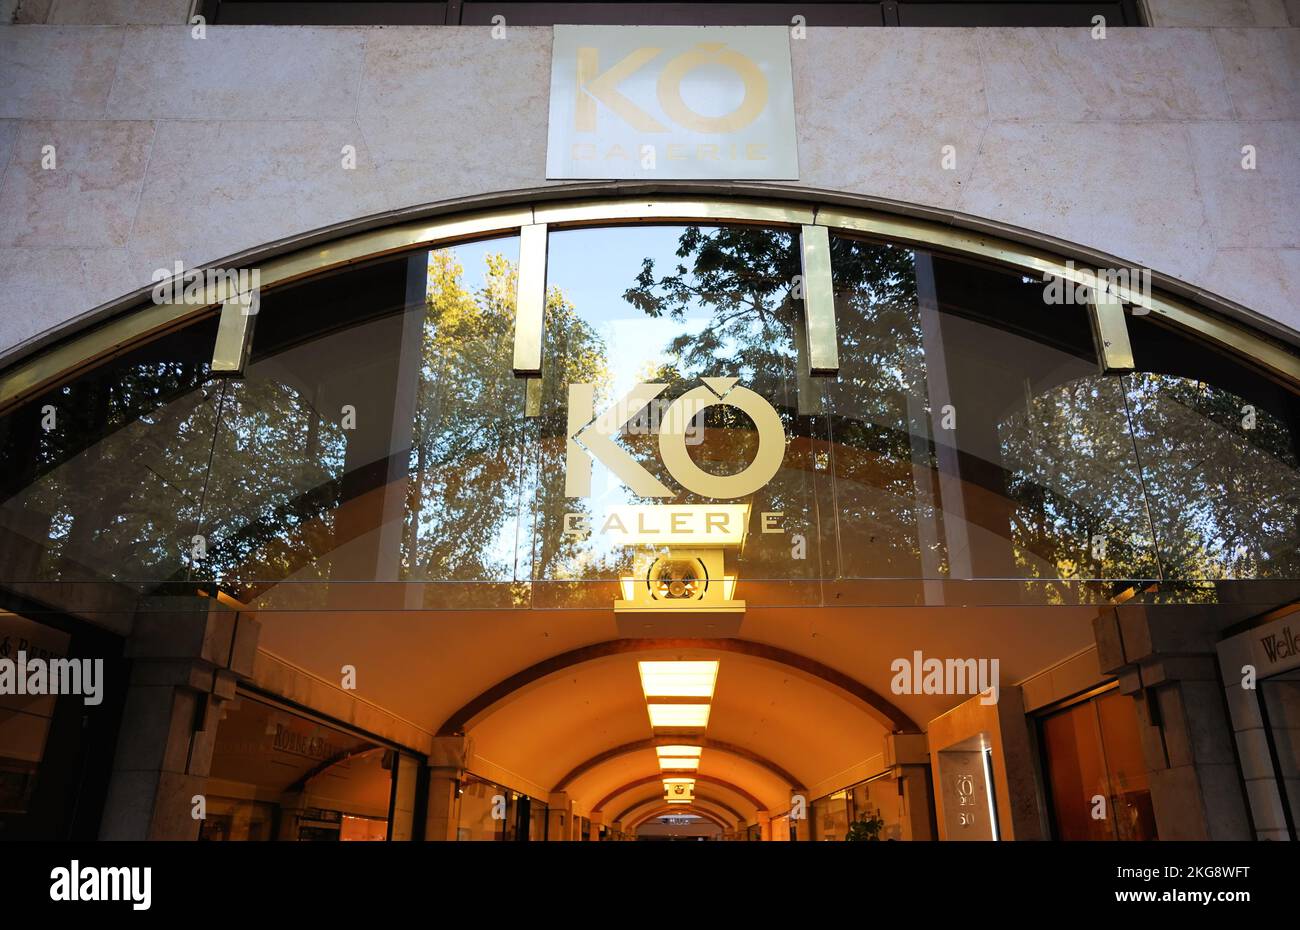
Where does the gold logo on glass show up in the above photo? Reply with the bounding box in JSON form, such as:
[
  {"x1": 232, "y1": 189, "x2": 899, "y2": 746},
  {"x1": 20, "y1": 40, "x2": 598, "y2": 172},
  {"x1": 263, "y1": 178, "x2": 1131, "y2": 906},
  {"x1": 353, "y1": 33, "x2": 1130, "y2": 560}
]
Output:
[{"x1": 565, "y1": 377, "x2": 785, "y2": 500}]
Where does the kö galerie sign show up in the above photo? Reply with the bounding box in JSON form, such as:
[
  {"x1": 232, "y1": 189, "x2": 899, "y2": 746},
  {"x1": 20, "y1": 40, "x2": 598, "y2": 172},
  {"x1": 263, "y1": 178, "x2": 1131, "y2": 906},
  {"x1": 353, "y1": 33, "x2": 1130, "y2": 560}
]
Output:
[
  {"x1": 565, "y1": 377, "x2": 785, "y2": 500},
  {"x1": 546, "y1": 25, "x2": 799, "y2": 180}
]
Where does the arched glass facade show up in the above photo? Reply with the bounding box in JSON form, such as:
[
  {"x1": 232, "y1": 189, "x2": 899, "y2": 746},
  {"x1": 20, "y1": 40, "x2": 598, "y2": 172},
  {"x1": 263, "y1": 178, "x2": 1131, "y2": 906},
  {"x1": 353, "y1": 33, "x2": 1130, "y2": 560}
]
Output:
[
  {"x1": 2, "y1": 199, "x2": 1300, "y2": 847},
  {"x1": 1, "y1": 210, "x2": 1297, "y2": 615}
]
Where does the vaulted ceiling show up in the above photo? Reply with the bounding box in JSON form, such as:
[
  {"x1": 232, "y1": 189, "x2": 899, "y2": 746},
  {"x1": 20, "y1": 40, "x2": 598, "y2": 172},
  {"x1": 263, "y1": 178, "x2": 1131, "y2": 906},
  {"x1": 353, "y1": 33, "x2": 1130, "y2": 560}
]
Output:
[{"x1": 251, "y1": 595, "x2": 1097, "y2": 816}]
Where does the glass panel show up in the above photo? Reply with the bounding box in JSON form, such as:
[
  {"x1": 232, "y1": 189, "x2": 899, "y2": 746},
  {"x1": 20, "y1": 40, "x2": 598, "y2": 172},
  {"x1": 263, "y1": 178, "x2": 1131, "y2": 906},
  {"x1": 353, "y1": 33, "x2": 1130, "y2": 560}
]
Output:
[
  {"x1": 527, "y1": 224, "x2": 831, "y2": 608},
  {"x1": 405, "y1": 238, "x2": 528, "y2": 603},
  {"x1": 530, "y1": 796, "x2": 548, "y2": 841},
  {"x1": 0, "y1": 220, "x2": 1295, "y2": 614},
  {"x1": 828, "y1": 239, "x2": 935, "y2": 580},
  {"x1": 1124, "y1": 316, "x2": 1300, "y2": 583},
  {"x1": 852, "y1": 775, "x2": 904, "y2": 840},
  {"x1": 1041, "y1": 699, "x2": 1113, "y2": 839},
  {"x1": 0, "y1": 613, "x2": 68, "y2": 819},
  {"x1": 457, "y1": 775, "x2": 506, "y2": 840},
  {"x1": 199, "y1": 237, "x2": 524, "y2": 610},
  {"x1": 206, "y1": 694, "x2": 391, "y2": 841},
  {"x1": 1260, "y1": 670, "x2": 1300, "y2": 825},
  {"x1": 1095, "y1": 689, "x2": 1157, "y2": 840},
  {"x1": 929, "y1": 252, "x2": 1159, "y2": 585},
  {"x1": 812, "y1": 790, "x2": 848, "y2": 840},
  {"x1": 199, "y1": 254, "x2": 414, "y2": 607},
  {"x1": 0, "y1": 318, "x2": 221, "y2": 593},
  {"x1": 828, "y1": 238, "x2": 1160, "y2": 592},
  {"x1": 198, "y1": 797, "x2": 275, "y2": 841}
]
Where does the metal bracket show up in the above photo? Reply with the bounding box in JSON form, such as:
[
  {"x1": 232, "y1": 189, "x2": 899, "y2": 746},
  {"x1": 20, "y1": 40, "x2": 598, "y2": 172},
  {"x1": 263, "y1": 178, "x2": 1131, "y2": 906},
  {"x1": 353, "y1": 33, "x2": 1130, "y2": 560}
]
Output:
[
  {"x1": 1090, "y1": 291, "x2": 1135, "y2": 375},
  {"x1": 799, "y1": 224, "x2": 839, "y2": 375},
  {"x1": 210, "y1": 292, "x2": 259, "y2": 376},
  {"x1": 513, "y1": 223, "x2": 548, "y2": 377},
  {"x1": 524, "y1": 376, "x2": 543, "y2": 418}
]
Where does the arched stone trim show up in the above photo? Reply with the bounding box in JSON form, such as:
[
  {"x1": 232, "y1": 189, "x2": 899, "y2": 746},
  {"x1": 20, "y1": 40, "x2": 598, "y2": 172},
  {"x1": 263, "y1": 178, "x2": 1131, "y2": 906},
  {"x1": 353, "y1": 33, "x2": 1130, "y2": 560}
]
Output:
[
  {"x1": 435, "y1": 637, "x2": 920, "y2": 736},
  {"x1": 553, "y1": 736, "x2": 806, "y2": 792}
]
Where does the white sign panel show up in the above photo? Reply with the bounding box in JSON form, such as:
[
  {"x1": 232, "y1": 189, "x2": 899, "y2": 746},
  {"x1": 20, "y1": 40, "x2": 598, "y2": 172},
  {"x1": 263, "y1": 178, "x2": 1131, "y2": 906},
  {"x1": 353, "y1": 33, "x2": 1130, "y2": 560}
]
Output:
[{"x1": 546, "y1": 25, "x2": 799, "y2": 180}]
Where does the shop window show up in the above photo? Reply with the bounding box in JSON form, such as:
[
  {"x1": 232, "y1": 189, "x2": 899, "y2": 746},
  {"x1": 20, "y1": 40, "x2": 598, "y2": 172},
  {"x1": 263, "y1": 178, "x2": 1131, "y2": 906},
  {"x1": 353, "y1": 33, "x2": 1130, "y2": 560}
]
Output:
[
  {"x1": 1260, "y1": 669, "x2": 1300, "y2": 826},
  {"x1": 0, "y1": 606, "x2": 125, "y2": 839},
  {"x1": 456, "y1": 776, "x2": 546, "y2": 840},
  {"x1": 204, "y1": 692, "x2": 410, "y2": 841},
  {"x1": 198, "y1": 797, "x2": 276, "y2": 842},
  {"x1": 1039, "y1": 687, "x2": 1157, "y2": 840},
  {"x1": 812, "y1": 790, "x2": 849, "y2": 840}
]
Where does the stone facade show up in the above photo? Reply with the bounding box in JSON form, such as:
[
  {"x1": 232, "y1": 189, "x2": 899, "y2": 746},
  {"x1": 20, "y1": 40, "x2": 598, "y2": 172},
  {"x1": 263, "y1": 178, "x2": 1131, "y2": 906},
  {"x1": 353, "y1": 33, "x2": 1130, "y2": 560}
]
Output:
[{"x1": 0, "y1": 13, "x2": 1297, "y2": 363}]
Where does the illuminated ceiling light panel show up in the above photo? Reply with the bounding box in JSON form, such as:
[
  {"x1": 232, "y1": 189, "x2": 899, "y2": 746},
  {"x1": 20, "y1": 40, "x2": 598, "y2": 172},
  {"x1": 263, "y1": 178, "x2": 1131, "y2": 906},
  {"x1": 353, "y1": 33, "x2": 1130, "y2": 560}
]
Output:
[
  {"x1": 659, "y1": 758, "x2": 700, "y2": 771},
  {"x1": 638, "y1": 661, "x2": 719, "y2": 699},
  {"x1": 655, "y1": 745, "x2": 703, "y2": 758},
  {"x1": 647, "y1": 703, "x2": 711, "y2": 728}
]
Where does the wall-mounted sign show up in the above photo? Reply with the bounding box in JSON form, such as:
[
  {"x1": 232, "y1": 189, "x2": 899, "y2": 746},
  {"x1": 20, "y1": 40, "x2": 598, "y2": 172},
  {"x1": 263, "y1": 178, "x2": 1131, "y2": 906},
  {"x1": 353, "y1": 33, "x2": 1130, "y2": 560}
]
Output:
[
  {"x1": 546, "y1": 25, "x2": 799, "y2": 180},
  {"x1": 1250, "y1": 615, "x2": 1300, "y2": 678}
]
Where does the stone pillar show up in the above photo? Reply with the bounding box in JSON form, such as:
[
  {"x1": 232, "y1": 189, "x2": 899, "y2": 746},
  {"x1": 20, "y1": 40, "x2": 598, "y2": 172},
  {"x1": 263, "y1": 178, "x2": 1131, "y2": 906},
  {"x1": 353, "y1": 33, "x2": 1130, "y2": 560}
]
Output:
[
  {"x1": 756, "y1": 810, "x2": 772, "y2": 841},
  {"x1": 99, "y1": 596, "x2": 259, "y2": 840},
  {"x1": 884, "y1": 732, "x2": 938, "y2": 840},
  {"x1": 587, "y1": 814, "x2": 602, "y2": 841},
  {"x1": 547, "y1": 792, "x2": 572, "y2": 841},
  {"x1": 424, "y1": 736, "x2": 468, "y2": 841},
  {"x1": 927, "y1": 686, "x2": 1046, "y2": 840},
  {"x1": 1094, "y1": 605, "x2": 1251, "y2": 840}
]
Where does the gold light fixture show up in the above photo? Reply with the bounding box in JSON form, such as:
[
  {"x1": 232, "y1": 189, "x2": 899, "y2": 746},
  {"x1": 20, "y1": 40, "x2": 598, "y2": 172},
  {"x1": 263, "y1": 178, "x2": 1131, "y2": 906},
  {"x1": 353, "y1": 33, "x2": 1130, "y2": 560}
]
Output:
[
  {"x1": 664, "y1": 777, "x2": 696, "y2": 804},
  {"x1": 616, "y1": 549, "x2": 744, "y2": 616}
]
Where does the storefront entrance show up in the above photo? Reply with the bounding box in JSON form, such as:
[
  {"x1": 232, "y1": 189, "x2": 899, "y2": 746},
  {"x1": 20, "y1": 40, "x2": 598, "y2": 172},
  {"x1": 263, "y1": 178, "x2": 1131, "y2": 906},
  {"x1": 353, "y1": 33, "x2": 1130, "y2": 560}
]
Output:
[{"x1": 1, "y1": 196, "x2": 1297, "y2": 841}]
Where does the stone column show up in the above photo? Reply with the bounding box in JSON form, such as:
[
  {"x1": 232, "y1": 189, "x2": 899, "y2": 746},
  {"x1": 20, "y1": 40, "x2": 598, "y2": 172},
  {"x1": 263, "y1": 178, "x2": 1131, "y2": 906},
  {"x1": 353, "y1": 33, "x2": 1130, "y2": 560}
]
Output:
[
  {"x1": 927, "y1": 686, "x2": 1046, "y2": 840},
  {"x1": 546, "y1": 792, "x2": 572, "y2": 841},
  {"x1": 1094, "y1": 605, "x2": 1252, "y2": 840},
  {"x1": 99, "y1": 596, "x2": 259, "y2": 840},
  {"x1": 756, "y1": 810, "x2": 772, "y2": 841},
  {"x1": 424, "y1": 735, "x2": 468, "y2": 841},
  {"x1": 884, "y1": 732, "x2": 938, "y2": 840}
]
